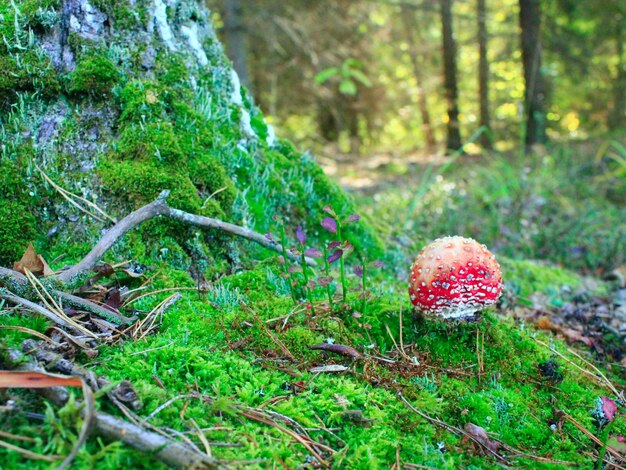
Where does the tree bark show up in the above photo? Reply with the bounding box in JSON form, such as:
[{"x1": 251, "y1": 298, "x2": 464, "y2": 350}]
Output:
[
  {"x1": 222, "y1": 0, "x2": 252, "y2": 91},
  {"x1": 401, "y1": 6, "x2": 437, "y2": 151},
  {"x1": 477, "y1": 0, "x2": 492, "y2": 149},
  {"x1": 440, "y1": 0, "x2": 462, "y2": 152},
  {"x1": 609, "y1": 20, "x2": 626, "y2": 129},
  {"x1": 519, "y1": 0, "x2": 547, "y2": 148}
]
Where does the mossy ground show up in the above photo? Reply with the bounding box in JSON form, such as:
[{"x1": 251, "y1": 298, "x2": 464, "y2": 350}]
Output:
[
  {"x1": 0, "y1": 0, "x2": 624, "y2": 468},
  {"x1": 1, "y1": 250, "x2": 622, "y2": 468}
]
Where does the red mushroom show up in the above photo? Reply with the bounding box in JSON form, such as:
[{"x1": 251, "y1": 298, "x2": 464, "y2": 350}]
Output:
[{"x1": 408, "y1": 236, "x2": 502, "y2": 320}]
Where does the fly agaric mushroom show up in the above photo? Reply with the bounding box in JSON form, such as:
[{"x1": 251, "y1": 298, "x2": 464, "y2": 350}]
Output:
[{"x1": 408, "y1": 236, "x2": 502, "y2": 320}]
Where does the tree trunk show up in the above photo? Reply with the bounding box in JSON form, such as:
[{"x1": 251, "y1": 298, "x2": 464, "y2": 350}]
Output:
[
  {"x1": 400, "y1": 6, "x2": 437, "y2": 151},
  {"x1": 222, "y1": 0, "x2": 252, "y2": 91},
  {"x1": 440, "y1": 0, "x2": 462, "y2": 152},
  {"x1": 519, "y1": 0, "x2": 547, "y2": 148},
  {"x1": 477, "y1": 0, "x2": 492, "y2": 149},
  {"x1": 609, "y1": 21, "x2": 626, "y2": 129}
]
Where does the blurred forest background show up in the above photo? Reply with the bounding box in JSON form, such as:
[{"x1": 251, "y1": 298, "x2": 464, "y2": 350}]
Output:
[
  {"x1": 212, "y1": 0, "x2": 626, "y2": 277},
  {"x1": 212, "y1": 0, "x2": 625, "y2": 156}
]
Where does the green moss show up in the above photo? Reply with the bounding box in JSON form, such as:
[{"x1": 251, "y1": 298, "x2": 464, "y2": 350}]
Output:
[
  {"x1": 116, "y1": 122, "x2": 185, "y2": 165},
  {"x1": 19, "y1": 0, "x2": 59, "y2": 27},
  {"x1": 188, "y1": 156, "x2": 236, "y2": 209},
  {"x1": 91, "y1": 0, "x2": 140, "y2": 30},
  {"x1": 99, "y1": 159, "x2": 200, "y2": 213},
  {"x1": 0, "y1": 201, "x2": 36, "y2": 266},
  {"x1": 69, "y1": 54, "x2": 120, "y2": 98},
  {"x1": 500, "y1": 257, "x2": 586, "y2": 303},
  {"x1": 156, "y1": 54, "x2": 190, "y2": 88},
  {"x1": 0, "y1": 51, "x2": 61, "y2": 107},
  {"x1": 118, "y1": 80, "x2": 169, "y2": 123}
]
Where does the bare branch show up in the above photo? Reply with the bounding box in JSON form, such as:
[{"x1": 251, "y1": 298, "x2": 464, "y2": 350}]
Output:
[
  {"x1": 0, "y1": 291, "x2": 86, "y2": 334},
  {"x1": 55, "y1": 291, "x2": 135, "y2": 325},
  {"x1": 59, "y1": 190, "x2": 315, "y2": 283},
  {"x1": 58, "y1": 192, "x2": 171, "y2": 283}
]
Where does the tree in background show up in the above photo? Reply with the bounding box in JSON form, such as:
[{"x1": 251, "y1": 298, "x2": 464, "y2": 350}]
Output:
[
  {"x1": 440, "y1": 0, "x2": 463, "y2": 151},
  {"x1": 519, "y1": 0, "x2": 547, "y2": 147},
  {"x1": 222, "y1": 0, "x2": 251, "y2": 91},
  {"x1": 477, "y1": 0, "x2": 492, "y2": 149},
  {"x1": 608, "y1": 8, "x2": 625, "y2": 130},
  {"x1": 213, "y1": 0, "x2": 625, "y2": 156},
  {"x1": 400, "y1": 6, "x2": 436, "y2": 151}
]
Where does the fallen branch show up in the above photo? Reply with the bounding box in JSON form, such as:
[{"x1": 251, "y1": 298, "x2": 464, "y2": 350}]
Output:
[
  {"x1": 0, "y1": 268, "x2": 133, "y2": 326},
  {"x1": 55, "y1": 290, "x2": 135, "y2": 325},
  {"x1": 5, "y1": 348, "x2": 223, "y2": 469},
  {"x1": 0, "y1": 291, "x2": 86, "y2": 335},
  {"x1": 59, "y1": 190, "x2": 315, "y2": 283}
]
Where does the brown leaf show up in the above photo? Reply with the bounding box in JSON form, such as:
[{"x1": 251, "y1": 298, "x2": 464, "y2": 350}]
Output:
[
  {"x1": 112, "y1": 380, "x2": 142, "y2": 410},
  {"x1": 604, "y1": 265, "x2": 626, "y2": 288},
  {"x1": 13, "y1": 243, "x2": 54, "y2": 277},
  {"x1": 560, "y1": 328, "x2": 593, "y2": 347},
  {"x1": 0, "y1": 371, "x2": 83, "y2": 388},
  {"x1": 310, "y1": 342, "x2": 361, "y2": 359},
  {"x1": 536, "y1": 316, "x2": 558, "y2": 333},
  {"x1": 105, "y1": 288, "x2": 122, "y2": 310},
  {"x1": 463, "y1": 423, "x2": 502, "y2": 453},
  {"x1": 93, "y1": 263, "x2": 115, "y2": 277}
]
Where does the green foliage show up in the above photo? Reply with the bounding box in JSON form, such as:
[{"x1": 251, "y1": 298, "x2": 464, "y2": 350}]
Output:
[
  {"x1": 315, "y1": 58, "x2": 372, "y2": 96},
  {"x1": 69, "y1": 54, "x2": 121, "y2": 97},
  {"x1": 117, "y1": 122, "x2": 185, "y2": 165},
  {"x1": 0, "y1": 147, "x2": 38, "y2": 266},
  {"x1": 358, "y1": 145, "x2": 626, "y2": 273},
  {"x1": 91, "y1": 0, "x2": 144, "y2": 30}
]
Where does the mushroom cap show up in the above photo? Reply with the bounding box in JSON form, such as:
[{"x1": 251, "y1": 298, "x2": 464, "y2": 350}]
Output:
[{"x1": 408, "y1": 236, "x2": 503, "y2": 320}]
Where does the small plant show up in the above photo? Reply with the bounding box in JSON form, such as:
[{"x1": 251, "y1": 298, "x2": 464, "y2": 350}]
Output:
[
  {"x1": 314, "y1": 58, "x2": 372, "y2": 96},
  {"x1": 354, "y1": 258, "x2": 384, "y2": 317},
  {"x1": 208, "y1": 284, "x2": 245, "y2": 313},
  {"x1": 268, "y1": 206, "x2": 382, "y2": 319},
  {"x1": 320, "y1": 205, "x2": 360, "y2": 302},
  {"x1": 294, "y1": 224, "x2": 323, "y2": 313},
  {"x1": 411, "y1": 373, "x2": 438, "y2": 395},
  {"x1": 274, "y1": 217, "x2": 299, "y2": 304}
]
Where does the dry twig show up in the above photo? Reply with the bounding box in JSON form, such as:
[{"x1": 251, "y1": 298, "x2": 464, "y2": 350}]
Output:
[{"x1": 59, "y1": 190, "x2": 315, "y2": 283}]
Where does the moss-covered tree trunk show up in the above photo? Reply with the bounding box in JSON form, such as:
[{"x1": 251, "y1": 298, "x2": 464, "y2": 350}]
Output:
[{"x1": 0, "y1": 0, "x2": 379, "y2": 270}]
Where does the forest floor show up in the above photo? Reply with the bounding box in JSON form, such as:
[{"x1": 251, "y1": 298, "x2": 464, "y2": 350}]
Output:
[{"x1": 2, "y1": 139, "x2": 626, "y2": 469}]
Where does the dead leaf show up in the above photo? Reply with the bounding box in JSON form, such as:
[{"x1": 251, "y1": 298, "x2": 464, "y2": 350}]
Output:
[
  {"x1": 93, "y1": 263, "x2": 115, "y2": 277},
  {"x1": 463, "y1": 422, "x2": 502, "y2": 453},
  {"x1": 112, "y1": 380, "x2": 143, "y2": 410},
  {"x1": 536, "y1": 316, "x2": 558, "y2": 333},
  {"x1": 105, "y1": 288, "x2": 122, "y2": 310},
  {"x1": 339, "y1": 410, "x2": 374, "y2": 426},
  {"x1": 0, "y1": 371, "x2": 82, "y2": 388},
  {"x1": 560, "y1": 328, "x2": 594, "y2": 347},
  {"x1": 604, "y1": 266, "x2": 626, "y2": 288},
  {"x1": 602, "y1": 397, "x2": 618, "y2": 422},
  {"x1": 13, "y1": 243, "x2": 53, "y2": 277}
]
